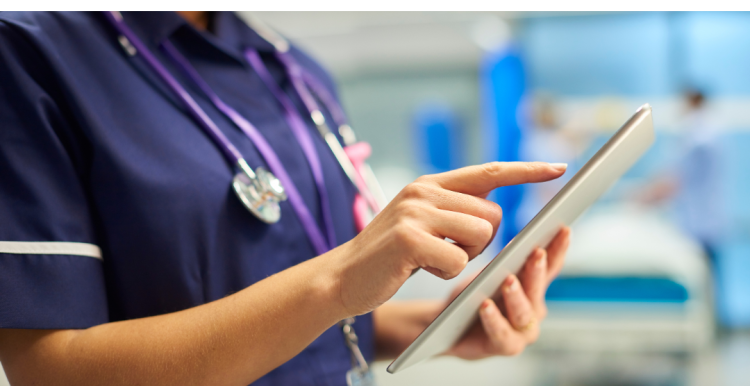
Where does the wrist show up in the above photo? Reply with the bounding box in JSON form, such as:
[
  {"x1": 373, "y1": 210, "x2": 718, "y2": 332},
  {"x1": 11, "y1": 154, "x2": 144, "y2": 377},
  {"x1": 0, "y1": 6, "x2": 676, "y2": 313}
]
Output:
[
  {"x1": 373, "y1": 300, "x2": 443, "y2": 359},
  {"x1": 307, "y1": 243, "x2": 352, "y2": 323}
]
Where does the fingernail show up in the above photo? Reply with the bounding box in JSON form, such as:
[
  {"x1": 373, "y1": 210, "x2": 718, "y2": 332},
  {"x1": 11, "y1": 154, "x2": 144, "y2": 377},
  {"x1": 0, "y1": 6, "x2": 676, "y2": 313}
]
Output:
[
  {"x1": 550, "y1": 163, "x2": 568, "y2": 171},
  {"x1": 535, "y1": 251, "x2": 547, "y2": 269},
  {"x1": 480, "y1": 300, "x2": 492, "y2": 315},
  {"x1": 504, "y1": 276, "x2": 519, "y2": 294}
]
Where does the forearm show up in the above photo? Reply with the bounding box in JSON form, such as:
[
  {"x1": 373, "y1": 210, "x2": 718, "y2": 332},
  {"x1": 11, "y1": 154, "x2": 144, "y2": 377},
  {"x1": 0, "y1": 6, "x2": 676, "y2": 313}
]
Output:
[
  {"x1": 372, "y1": 300, "x2": 442, "y2": 360},
  {"x1": 0, "y1": 249, "x2": 348, "y2": 386}
]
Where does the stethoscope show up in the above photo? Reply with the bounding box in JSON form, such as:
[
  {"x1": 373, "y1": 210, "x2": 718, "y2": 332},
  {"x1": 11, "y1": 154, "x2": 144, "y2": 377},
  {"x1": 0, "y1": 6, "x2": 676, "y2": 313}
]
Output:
[
  {"x1": 242, "y1": 14, "x2": 388, "y2": 214},
  {"x1": 241, "y1": 15, "x2": 388, "y2": 225},
  {"x1": 103, "y1": 11, "x2": 386, "y2": 257},
  {"x1": 103, "y1": 12, "x2": 380, "y2": 381}
]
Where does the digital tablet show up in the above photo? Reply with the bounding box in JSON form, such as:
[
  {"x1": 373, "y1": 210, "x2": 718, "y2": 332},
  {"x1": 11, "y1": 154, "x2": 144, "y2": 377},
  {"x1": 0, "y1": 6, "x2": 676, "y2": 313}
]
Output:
[{"x1": 387, "y1": 104, "x2": 655, "y2": 374}]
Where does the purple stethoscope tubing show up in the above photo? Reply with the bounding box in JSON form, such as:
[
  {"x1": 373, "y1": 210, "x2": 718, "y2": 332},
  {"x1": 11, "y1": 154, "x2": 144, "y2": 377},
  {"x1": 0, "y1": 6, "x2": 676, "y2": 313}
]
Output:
[
  {"x1": 103, "y1": 12, "x2": 244, "y2": 170},
  {"x1": 298, "y1": 69, "x2": 389, "y2": 209},
  {"x1": 238, "y1": 13, "x2": 387, "y2": 212},
  {"x1": 242, "y1": 49, "x2": 337, "y2": 251},
  {"x1": 300, "y1": 71, "x2": 348, "y2": 135},
  {"x1": 104, "y1": 12, "x2": 373, "y2": 375},
  {"x1": 160, "y1": 41, "x2": 333, "y2": 255},
  {"x1": 263, "y1": 50, "x2": 384, "y2": 213},
  {"x1": 103, "y1": 11, "x2": 333, "y2": 255}
]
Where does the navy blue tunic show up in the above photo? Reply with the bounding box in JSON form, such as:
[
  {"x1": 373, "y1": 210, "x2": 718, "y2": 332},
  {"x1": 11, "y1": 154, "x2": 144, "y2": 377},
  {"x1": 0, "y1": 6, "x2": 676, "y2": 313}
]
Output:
[{"x1": 0, "y1": 11, "x2": 373, "y2": 385}]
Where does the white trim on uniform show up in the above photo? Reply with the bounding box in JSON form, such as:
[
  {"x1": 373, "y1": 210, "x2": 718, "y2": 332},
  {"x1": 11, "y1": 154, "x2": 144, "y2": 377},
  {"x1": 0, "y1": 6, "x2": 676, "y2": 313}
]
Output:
[{"x1": 0, "y1": 242, "x2": 102, "y2": 260}]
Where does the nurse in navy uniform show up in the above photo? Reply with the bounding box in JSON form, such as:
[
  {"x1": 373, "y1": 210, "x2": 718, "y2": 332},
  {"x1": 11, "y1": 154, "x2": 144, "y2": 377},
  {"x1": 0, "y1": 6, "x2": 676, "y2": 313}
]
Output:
[{"x1": 0, "y1": 11, "x2": 570, "y2": 386}]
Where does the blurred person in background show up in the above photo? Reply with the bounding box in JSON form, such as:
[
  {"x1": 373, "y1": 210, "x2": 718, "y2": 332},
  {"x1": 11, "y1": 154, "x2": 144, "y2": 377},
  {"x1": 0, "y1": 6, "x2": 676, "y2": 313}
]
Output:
[
  {"x1": 517, "y1": 94, "x2": 578, "y2": 229},
  {"x1": 0, "y1": 11, "x2": 571, "y2": 386},
  {"x1": 640, "y1": 89, "x2": 725, "y2": 264}
]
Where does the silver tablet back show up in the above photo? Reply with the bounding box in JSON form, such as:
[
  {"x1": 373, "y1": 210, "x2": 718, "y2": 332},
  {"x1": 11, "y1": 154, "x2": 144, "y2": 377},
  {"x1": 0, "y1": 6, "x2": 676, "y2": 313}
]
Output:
[{"x1": 388, "y1": 104, "x2": 655, "y2": 374}]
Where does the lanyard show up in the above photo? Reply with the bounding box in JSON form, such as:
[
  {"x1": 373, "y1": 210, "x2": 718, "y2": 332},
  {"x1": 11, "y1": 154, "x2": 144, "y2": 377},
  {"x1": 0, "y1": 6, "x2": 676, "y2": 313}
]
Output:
[
  {"x1": 298, "y1": 68, "x2": 389, "y2": 213},
  {"x1": 106, "y1": 12, "x2": 372, "y2": 381},
  {"x1": 169, "y1": 44, "x2": 374, "y2": 381},
  {"x1": 240, "y1": 25, "x2": 376, "y2": 382},
  {"x1": 249, "y1": 49, "x2": 384, "y2": 214},
  {"x1": 161, "y1": 41, "x2": 334, "y2": 255},
  {"x1": 104, "y1": 12, "x2": 247, "y2": 175},
  {"x1": 243, "y1": 50, "x2": 337, "y2": 251},
  {"x1": 340, "y1": 317, "x2": 374, "y2": 386},
  {"x1": 103, "y1": 12, "x2": 287, "y2": 224},
  {"x1": 299, "y1": 70, "x2": 355, "y2": 144},
  {"x1": 104, "y1": 11, "x2": 332, "y2": 255}
]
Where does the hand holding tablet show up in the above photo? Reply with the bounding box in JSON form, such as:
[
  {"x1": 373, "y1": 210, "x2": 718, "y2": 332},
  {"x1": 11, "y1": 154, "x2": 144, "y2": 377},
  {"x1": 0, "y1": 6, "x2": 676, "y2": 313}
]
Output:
[
  {"x1": 332, "y1": 162, "x2": 568, "y2": 317},
  {"x1": 387, "y1": 104, "x2": 655, "y2": 373},
  {"x1": 439, "y1": 227, "x2": 570, "y2": 360}
]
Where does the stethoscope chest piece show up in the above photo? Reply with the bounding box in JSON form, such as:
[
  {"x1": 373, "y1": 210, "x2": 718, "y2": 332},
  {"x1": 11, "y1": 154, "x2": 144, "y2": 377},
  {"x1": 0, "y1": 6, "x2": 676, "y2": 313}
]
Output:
[{"x1": 232, "y1": 167, "x2": 286, "y2": 224}]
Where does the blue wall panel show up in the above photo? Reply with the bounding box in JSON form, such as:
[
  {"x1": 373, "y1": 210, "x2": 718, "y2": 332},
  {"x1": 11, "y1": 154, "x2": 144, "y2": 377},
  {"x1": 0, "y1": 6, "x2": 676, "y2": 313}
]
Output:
[
  {"x1": 678, "y1": 12, "x2": 750, "y2": 95},
  {"x1": 481, "y1": 48, "x2": 525, "y2": 245},
  {"x1": 522, "y1": 13, "x2": 672, "y2": 96}
]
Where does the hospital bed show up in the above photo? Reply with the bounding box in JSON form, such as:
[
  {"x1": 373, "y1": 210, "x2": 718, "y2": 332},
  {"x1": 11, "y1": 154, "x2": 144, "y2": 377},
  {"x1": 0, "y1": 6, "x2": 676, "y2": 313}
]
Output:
[{"x1": 537, "y1": 203, "x2": 714, "y2": 354}]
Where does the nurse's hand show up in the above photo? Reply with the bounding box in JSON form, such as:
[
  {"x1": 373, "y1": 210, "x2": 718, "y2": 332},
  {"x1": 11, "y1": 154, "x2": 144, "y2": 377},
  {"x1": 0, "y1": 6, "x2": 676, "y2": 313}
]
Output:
[
  {"x1": 325, "y1": 162, "x2": 567, "y2": 317},
  {"x1": 444, "y1": 227, "x2": 570, "y2": 359},
  {"x1": 372, "y1": 227, "x2": 570, "y2": 360}
]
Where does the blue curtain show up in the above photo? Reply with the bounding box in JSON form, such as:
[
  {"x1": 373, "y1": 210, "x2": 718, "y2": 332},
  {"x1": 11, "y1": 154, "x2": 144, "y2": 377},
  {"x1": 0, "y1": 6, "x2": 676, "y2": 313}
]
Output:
[{"x1": 481, "y1": 46, "x2": 526, "y2": 247}]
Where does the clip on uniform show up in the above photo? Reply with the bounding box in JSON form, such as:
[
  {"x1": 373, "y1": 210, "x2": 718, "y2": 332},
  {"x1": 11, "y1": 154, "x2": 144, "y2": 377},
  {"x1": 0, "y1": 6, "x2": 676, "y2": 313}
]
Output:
[{"x1": 340, "y1": 317, "x2": 376, "y2": 386}]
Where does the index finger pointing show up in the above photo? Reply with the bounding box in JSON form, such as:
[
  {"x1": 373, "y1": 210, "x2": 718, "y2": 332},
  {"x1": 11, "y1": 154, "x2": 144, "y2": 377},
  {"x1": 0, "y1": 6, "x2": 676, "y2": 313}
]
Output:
[{"x1": 425, "y1": 162, "x2": 567, "y2": 197}]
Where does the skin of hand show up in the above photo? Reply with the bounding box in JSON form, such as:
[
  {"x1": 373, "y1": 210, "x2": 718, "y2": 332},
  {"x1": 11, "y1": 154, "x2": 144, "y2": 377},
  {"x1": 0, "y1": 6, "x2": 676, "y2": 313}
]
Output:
[
  {"x1": 0, "y1": 162, "x2": 566, "y2": 386},
  {"x1": 326, "y1": 161, "x2": 567, "y2": 317},
  {"x1": 373, "y1": 228, "x2": 570, "y2": 360}
]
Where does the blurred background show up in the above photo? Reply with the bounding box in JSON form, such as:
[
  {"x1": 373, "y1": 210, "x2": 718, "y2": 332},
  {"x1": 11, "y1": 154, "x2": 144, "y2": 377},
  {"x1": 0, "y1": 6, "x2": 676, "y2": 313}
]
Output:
[
  {"x1": 246, "y1": 11, "x2": 750, "y2": 386},
  {"x1": 3, "y1": 11, "x2": 748, "y2": 386}
]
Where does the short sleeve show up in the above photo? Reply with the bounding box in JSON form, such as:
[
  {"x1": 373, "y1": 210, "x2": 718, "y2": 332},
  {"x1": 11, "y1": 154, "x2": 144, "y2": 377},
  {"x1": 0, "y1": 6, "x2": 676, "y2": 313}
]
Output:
[{"x1": 0, "y1": 19, "x2": 108, "y2": 329}]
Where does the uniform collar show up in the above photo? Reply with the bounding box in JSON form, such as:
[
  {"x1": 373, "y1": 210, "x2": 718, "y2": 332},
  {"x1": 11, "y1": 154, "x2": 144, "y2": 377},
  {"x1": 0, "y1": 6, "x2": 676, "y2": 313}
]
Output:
[
  {"x1": 213, "y1": 12, "x2": 277, "y2": 54},
  {"x1": 117, "y1": 11, "x2": 277, "y2": 58},
  {"x1": 118, "y1": 11, "x2": 186, "y2": 46}
]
